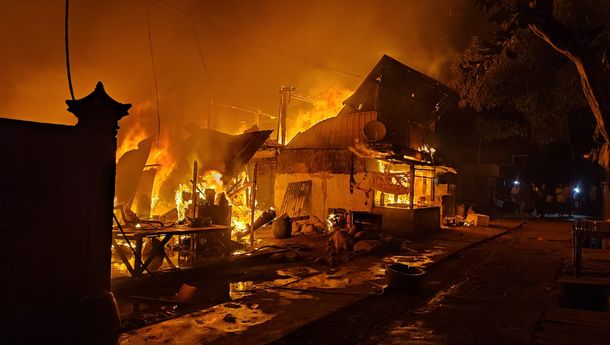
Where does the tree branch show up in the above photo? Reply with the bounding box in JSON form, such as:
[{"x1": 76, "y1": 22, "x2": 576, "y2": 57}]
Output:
[{"x1": 525, "y1": 0, "x2": 610, "y2": 150}]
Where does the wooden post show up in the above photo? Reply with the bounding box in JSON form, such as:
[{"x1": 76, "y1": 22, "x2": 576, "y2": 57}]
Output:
[
  {"x1": 250, "y1": 164, "x2": 258, "y2": 249},
  {"x1": 409, "y1": 164, "x2": 415, "y2": 209},
  {"x1": 432, "y1": 168, "x2": 436, "y2": 206},
  {"x1": 379, "y1": 162, "x2": 386, "y2": 206},
  {"x1": 192, "y1": 161, "x2": 198, "y2": 219}
]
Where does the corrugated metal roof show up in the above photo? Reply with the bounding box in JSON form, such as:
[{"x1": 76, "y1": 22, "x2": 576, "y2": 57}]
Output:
[
  {"x1": 253, "y1": 148, "x2": 276, "y2": 159},
  {"x1": 285, "y1": 56, "x2": 453, "y2": 153},
  {"x1": 115, "y1": 137, "x2": 154, "y2": 209},
  {"x1": 342, "y1": 55, "x2": 456, "y2": 123},
  {"x1": 287, "y1": 111, "x2": 377, "y2": 149},
  {"x1": 279, "y1": 180, "x2": 312, "y2": 217},
  {"x1": 340, "y1": 55, "x2": 455, "y2": 152}
]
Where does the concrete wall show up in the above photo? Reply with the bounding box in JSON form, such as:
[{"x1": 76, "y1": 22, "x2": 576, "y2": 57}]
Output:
[
  {"x1": 274, "y1": 148, "x2": 372, "y2": 220},
  {"x1": 275, "y1": 172, "x2": 373, "y2": 221},
  {"x1": 251, "y1": 155, "x2": 277, "y2": 211},
  {"x1": 276, "y1": 148, "x2": 367, "y2": 175}
]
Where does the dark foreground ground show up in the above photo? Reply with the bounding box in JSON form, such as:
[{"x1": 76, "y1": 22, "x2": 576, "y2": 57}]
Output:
[
  {"x1": 119, "y1": 219, "x2": 605, "y2": 345},
  {"x1": 273, "y1": 220, "x2": 572, "y2": 345}
]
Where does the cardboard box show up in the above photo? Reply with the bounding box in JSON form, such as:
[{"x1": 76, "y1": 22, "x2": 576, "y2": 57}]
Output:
[{"x1": 466, "y1": 213, "x2": 490, "y2": 227}]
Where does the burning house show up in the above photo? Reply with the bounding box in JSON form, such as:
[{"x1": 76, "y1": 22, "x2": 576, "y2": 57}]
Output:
[
  {"x1": 115, "y1": 126, "x2": 272, "y2": 236},
  {"x1": 272, "y1": 55, "x2": 457, "y2": 237}
]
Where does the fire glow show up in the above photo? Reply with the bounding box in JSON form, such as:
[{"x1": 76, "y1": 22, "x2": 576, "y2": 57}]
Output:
[
  {"x1": 286, "y1": 85, "x2": 352, "y2": 143},
  {"x1": 115, "y1": 80, "x2": 352, "y2": 236},
  {"x1": 174, "y1": 169, "x2": 257, "y2": 240}
]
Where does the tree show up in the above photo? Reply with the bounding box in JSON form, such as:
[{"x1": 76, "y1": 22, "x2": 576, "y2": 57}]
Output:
[{"x1": 451, "y1": 0, "x2": 610, "y2": 168}]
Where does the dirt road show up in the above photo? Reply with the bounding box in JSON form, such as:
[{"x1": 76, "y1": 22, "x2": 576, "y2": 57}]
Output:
[{"x1": 273, "y1": 220, "x2": 572, "y2": 345}]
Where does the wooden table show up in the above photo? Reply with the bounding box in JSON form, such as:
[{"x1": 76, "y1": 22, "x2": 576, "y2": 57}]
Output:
[
  {"x1": 572, "y1": 220, "x2": 610, "y2": 277},
  {"x1": 112, "y1": 224, "x2": 232, "y2": 277}
]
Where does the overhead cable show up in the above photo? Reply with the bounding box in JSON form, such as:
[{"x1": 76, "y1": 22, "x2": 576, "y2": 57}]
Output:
[
  {"x1": 153, "y1": 0, "x2": 360, "y2": 78},
  {"x1": 143, "y1": 0, "x2": 162, "y2": 149},
  {"x1": 190, "y1": 16, "x2": 216, "y2": 126},
  {"x1": 64, "y1": 0, "x2": 75, "y2": 100}
]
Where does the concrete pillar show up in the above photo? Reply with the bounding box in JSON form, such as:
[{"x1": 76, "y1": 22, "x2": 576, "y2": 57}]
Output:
[{"x1": 66, "y1": 81, "x2": 131, "y2": 291}]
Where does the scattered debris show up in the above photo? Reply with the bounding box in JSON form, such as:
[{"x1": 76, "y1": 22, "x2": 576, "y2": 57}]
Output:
[
  {"x1": 354, "y1": 240, "x2": 385, "y2": 255},
  {"x1": 141, "y1": 238, "x2": 165, "y2": 271},
  {"x1": 270, "y1": 253, "x2": 287, "y2": 263},
  {"x1": 302, "y1": 224, "x2": 316, "y2": 234},
  {"x1": 224, "y1": 303, "x2": 242, "y2": 309},
  {"x1": 176, "y1": 284, "x2": 198, "y2": 304},
  {"x1": 327, "y1": 230, "x2": 354, "y2": 266},
  {"x1": 354, "y1": 230, "x2": 380, "y2": 241},
  {"x1": 466, "y1": 213, "x2": 490, "y2": 227},
  {"x1": 380, "y1": 234, "x2": 404, "y2": 252},
  {"x1": 285, "y1": 251, "x2": 302, "y2": 262},
  {"x1": 314, "y1": 257, "x2": 328, "y2": 265},
  {"x1": 273, "y1": 214, "x2": 310, "y2": 238},
  {"x1": 329, "y1": 230, "x2": 354, "y2": 253}
]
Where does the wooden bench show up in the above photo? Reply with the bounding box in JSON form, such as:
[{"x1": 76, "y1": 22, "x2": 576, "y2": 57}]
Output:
[{"x1": 572, "y1": 220, "x2": 610, "y2": 277}]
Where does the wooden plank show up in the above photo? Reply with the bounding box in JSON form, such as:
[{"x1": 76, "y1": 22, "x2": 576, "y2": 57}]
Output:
[
  {"x1": 280, "y1": 180, "x2": 312, "y2": 217},
  {"x1": 112, "y1": 225, "x2": 232, "y2": 236}
]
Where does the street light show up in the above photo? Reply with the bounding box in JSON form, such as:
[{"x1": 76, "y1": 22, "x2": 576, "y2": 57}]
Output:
[{"x1": 573, "y1": 187, "x2": 580, "y2": 194}]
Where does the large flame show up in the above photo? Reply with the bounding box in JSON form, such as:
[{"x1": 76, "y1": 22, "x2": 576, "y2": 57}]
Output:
[
  {"x1": 116, "y1": 83, "x2": 351, "y2": 239},
  {"x1": 286, "y1": 85, "x2": 352, "y2": 142},
  {"x1": 116, "y1": 103, "x2": 176, "y2": 215},
  {"x1": 174, "y1": 169, "x2": 259, "y2": 241}
]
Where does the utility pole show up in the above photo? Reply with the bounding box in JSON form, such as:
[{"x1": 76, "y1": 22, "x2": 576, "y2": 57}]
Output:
[
  {"x1": 277, "y1": 85, "x2": 312, "y2": 145},
  {"x1": 277, "y1": 85, "x2": 295, "y2": 145}
]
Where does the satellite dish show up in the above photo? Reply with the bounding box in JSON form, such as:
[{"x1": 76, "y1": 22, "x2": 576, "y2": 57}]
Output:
[{"x1": 363, "y1": 120, "x2": 387, "y2": 142}]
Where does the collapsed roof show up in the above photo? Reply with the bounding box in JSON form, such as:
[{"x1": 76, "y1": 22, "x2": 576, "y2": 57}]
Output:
[
  {"x1": 115, "y1": 127, "x2": 272, "y2": 209},
  {"x1": 115, "y1": 137, "x2": 155, "y2": 208},
  {"x1": 158, "y1": 127, "x2": 272, "y2": 203}
]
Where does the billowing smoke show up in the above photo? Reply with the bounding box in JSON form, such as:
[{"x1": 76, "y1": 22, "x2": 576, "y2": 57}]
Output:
[
  {"x1": 0, "y1": 0, "x2": 487, "y2": 127},
  {"x1": 1, "y1": 0, "x2": 488, "y2": 209}
]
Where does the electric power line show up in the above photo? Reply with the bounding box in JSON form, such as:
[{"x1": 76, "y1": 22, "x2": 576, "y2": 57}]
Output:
[
  {"x1": 152, "y1": 0, "x2": 360, "y2": 78},
  {"x1": 191, "y1": 17, "x2": 215, "y2": 98},
  {"x1": 143, "y1": 0, "x2": 162, "y2": 150},
  {"x1": 65, "y1": 0, "x2": 75, "y2": 101},
  {"x1": 191, "y1": 16, "x2": 216, "y2": 127}
]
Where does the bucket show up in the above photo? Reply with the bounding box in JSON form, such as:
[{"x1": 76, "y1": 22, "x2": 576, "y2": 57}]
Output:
[
  {"x1": 81, "y1": 289, "x2": 122, "y2": 337},
  {"x1": 385, "y1": 263, "x2": 425, "y2": 292}
]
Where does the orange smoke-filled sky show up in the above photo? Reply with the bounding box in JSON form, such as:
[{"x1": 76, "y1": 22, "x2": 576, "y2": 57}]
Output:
[{"x1": 0, "y1": 0, "x2": 489, "y2": 139}]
